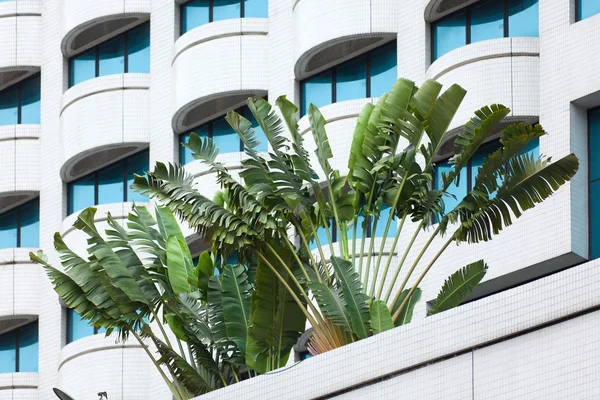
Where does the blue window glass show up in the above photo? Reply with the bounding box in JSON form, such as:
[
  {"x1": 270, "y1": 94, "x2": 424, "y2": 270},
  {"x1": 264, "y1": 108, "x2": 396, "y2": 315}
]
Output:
[
  {"x1": 520, "y1": 137, "x2": 540, "y2": 159},
  {"x1": 0, "y1": 323, "x2": 38, "y2": 373},
  {"x1": 433, "y1": 12, "x2": 466, "y2": 60},
  {"x1": 578, "y1": 0, "x2": 600, "y2": 21},
  {"x1": 240, "y1": 105, "x2": 268, "y2": 152},
  {"x1": 69, "y1": 49, "x2": 96, "y2": 87},
  {"x1": 181, "y1": 0, "x2": 210, "y2": 34},
  {"x1": 128, "y1": 23, "x2": 150, "y2": 73},
  {"x1": 98, "y1": 163, "x2": 124, "y2": 205},
  {"x1": 213, "y1": 0, "x2": 241, "y2": 21},
  {"x1": 99, "y1": 35, "x2": 125, "y2": 77},
  {"x1": 335, "y1": 56, "x2": 367, "y2": 103},
  {"x1": 69, "y1": 175, "x2": 95, "y2": 214},
  {"x1": 126, "y1": 151, "x2": 149, "y2": 203},
  {"x1": 471, "y1": 0, "x2": 504, "y2": 44},
  {"x1": 435, "y1": 161, "x2": 468, "y2": 215},
  {"x1": 301, "y1": 71, "x2": 333, "y2": 116},
  {"x1": 374, "y1": 206, "x2": 395, "y2": 238},
  {"x1": 0, "y1": 330, "x2": 16, "y2": 373},
  {"x1": 590, "y1": 108, "x2": 600, "y2": 259},
  {"x1": 0, "y1": 85, "x2": 17, "y2": 126},
  {"x1": 244, "y1": 0, "x2": 268, "y2": 17},
  {"x1": 370, "y1": 43, "x2": 397, "y2": 98},
  {"x1": 67, "y1": 151, "x2": 149, "y2": 215},
  {"x1": 509, "y1": 0, "x2": 538, "y2": 37},
  {"x1": 18, "y1": 323, "x2": 38, "y2": 373},
  {"x1": 213, "y1": 117, "x2": 239, "y2": 153},
  {"x1": 19, "y1": 200, "x2": 39, "y2": 248},
  {"x1": 20, "y1": 75, "x2": 41, "y2": 124},
  {"x1": 67, "y1": 309, "x2": 95, "y2": 343},
  {"x1": 0, "y1": 209, "x2": 17, "y2": 249},
  {"x1": 69, "y1": 22, "x2": 150, "y2": 87}
]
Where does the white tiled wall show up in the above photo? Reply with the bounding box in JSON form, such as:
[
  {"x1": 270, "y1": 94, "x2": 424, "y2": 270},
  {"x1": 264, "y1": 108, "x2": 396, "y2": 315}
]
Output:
[{"x1": 0, "y1": 0, "x2": 596, "y2": 398}]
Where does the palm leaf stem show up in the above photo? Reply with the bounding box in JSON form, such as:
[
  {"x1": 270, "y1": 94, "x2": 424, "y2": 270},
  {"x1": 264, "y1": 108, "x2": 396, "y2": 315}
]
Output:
[
  {"x1": 289, "y1": 223, "x2": 324, "y2": 284},
  {"x1": 357, "y1": 213, "x2": 370, "y2": 284},
  {"x1": 279, "y1": 228, "x2": 321, "y2": 284},
  {"x1": 382, "y1": 220, "x2": 424, "y2": 302},
  {"x1": 376, "y1": 213, "x2": 407, "y2": 300},
  {"x1": 391, "y1": 236, "x2": 454, "y2": 322},
  {"x1": 256, "y1": 251, "x2": 317, "y2": 327},
  {"x1": 362, "y1": 214, "x2": 380, "y2": 295},
  {"x1": 150, "y1": 306, "x2": 178, "y2": 360},
  {"x1": 264, "y1": 243, "x2": 324, "y2": 320},
  {"x1": 388, "y1": 225, "x2": 440, "y2": 310},
  {"x1": 322, "y1": 178, "x2": 347, "y2": 259},
  {"x1": 301, "y1": 209, "x2": 331, "y2": 281},
  {"x1": 130, "y1": 328, "x2": 185, "y2": 400}
]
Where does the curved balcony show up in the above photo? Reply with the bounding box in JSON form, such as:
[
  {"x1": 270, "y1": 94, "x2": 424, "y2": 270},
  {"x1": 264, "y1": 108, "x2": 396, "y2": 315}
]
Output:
[
  {"x1": 172, "y1": 18, "x2": 269, "y2": 134},
  {"x1": 0, "y1": 249, "x2": 39, "y2": 320},
  {"x1": 60, "y1": 74, "x2": 150, "y2": 182},
  {"x1": 0, "y1": 0, "x2": 41, "y2": 88},
  {"x1": 0, "y1": 372, "x2": 38, "y2": 397},
  {"x1": 61, "y1": 0, "x2": 151, "y2": 57},
  {"x1": 58, "y1": 334, "x2": 151, "y2": 400},
  {"x1": 293, "y1": 0, "x2": 398, "y2": 79},
  {"x1": 427, "y1": 37, "x2": 540, "y2": 132},
  {"x1": 0, "y1": 126, "x2": 40, "y2": 208},
  {"x1": 299, "y1": 98, "x2": 374, "y2": 178}
]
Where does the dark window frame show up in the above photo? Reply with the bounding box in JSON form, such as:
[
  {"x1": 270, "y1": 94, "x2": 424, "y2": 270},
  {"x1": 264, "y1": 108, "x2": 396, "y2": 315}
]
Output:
[
  {"x1": 299, "y1": 40, "x2": 397, "y2": 116},
  {"x1": 180, "y1": 0, "x2": 260, "y2": 36},
  {"x1": 0, "y1": 321, "x2": 38, "y2": 373},
  {"x1": 68, "y1": 22, "x2": 150, "y2": 88},
  {"x1": 66, "y1": 150, "x2": 149, "y2": 215},
  {"x1": 0, "y1": 198, "x2": 39, "y2": 249},
  {"x1": 430, "y1": 0, "x2": 538, "y2": 62},
  {"x1": 0, "y1": 74, "x2": 41, "y2": 125},
  {"x1": 587, "y1": 106, "x2": 600, "y2": 259}
]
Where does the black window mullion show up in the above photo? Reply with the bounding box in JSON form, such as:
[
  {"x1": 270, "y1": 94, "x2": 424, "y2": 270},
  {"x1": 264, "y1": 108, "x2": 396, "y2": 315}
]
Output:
[
  {"x1": 467, "y1": 160, "x2": 473, "y2": 192},
  {"x1": 466, "y1": 8, "x2": 471, "y2": 44},
  {"x1": 504, "y1": 0, "x2": 509, "y2": 37},
  {"x1": 240, "y1": 0, "x2": 245, "y2": 18},
  {"x1": 332, "y1": 69, "x2": 337, "y2": 104},
  {"x1": 209, "y1": 0, "x2": 214, "y2": 22},
  {"x1": 124, "y1": 31, "x2": 129, "y2": 73},
  {"x1": 94, "y1": 173, "x2": 99, "y2": 205},
  {"x1": 365, "y1": 53, "x2": 371, "y2": 98},
  {"x1": 123, "y1": 159, "x2": 128, "y2": 202},
  {"x1": 16, "y1": 208, "x2": 21, "y2": 248},
  {"x1": 95, "y1": 47, "x2": 100, "y2": 78},
  {"x1": 15, "y1": 328, "x2": 20, "y2": 372},
  {"x1": 208, "y1": 122, "x2": 213, "y2": 139},
  {"x1": 17, "y1": 84, "x2": 22, "y2": 125}
]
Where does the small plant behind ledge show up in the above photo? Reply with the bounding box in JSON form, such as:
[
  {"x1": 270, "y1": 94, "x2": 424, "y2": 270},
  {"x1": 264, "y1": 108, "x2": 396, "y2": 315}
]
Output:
[{"x1": 33, "y1": 78, "x2": 579, "y2": 398}]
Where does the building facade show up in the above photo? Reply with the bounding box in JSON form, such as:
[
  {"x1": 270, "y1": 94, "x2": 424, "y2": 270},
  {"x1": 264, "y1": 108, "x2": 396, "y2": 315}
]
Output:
[{"x1": 0, "y1": 0, "x2": 599, "y2": 399}]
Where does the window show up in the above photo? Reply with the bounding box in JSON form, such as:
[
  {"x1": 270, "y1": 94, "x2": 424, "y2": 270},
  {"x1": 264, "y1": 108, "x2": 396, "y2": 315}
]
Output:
[
  {"x1": 431, "y1": 0, "x2": 539, "y2": 61},
  {"x1": 67, "y1": 150, "x2": 149, "y2": 215},
  {"x1": 577, "y1": 0, "x2": 600, "y2": 21},
  {"x1": 300, "y1": 41, "x2": 397, "y2": 116},
  {"x1": 68, "y1": 22, "x2": 150, "y2": 87},
  {"x1": 0, "y1": 322, "x2": 38, "y2": 373},
  {"x1": 0, "y1": 199, "x2": 39, "y2": 249},
  {"x1": 589, "y1": 108, "x2": 600, "y2": 259},
  {"x1": 180, "y1": 0, "x2": 268, "y2": 35},
  {"x1": 0, "y1": 74, "x2": 40, "y2": 126},
  {"x1": 67, "y1": 309, "x2": 106, "y2": 344},
  {"x1": 434, "y1": 138, "x2": 540, "y2": 215},
  {"x1": 179, "y1": 104, "x2": 268, "y2": 164}
]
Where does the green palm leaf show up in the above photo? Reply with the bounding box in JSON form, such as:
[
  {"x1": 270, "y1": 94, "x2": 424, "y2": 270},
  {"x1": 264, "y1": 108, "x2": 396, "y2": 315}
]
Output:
[
  {"x1": 369, "y1": 300, "x2": 393, "y2": 334},
  {"x1": 220, "y1": 264, "x2": 251, "y2": 353},
  {"x1": 391, "y1": 288, "x2": 422, "y2": 327},
  {"x1": 428, "y1": 260, "x2": 487, "y2": 315},
  {"x1": 330, "y1": 256, "x2": 370, "y2": 339}
]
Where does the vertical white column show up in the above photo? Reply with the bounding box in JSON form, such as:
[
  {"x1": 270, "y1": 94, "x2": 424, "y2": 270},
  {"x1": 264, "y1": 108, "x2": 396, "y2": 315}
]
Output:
[{"x1": 38, "y1": 0, "x2": 65, "y2": 398}]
